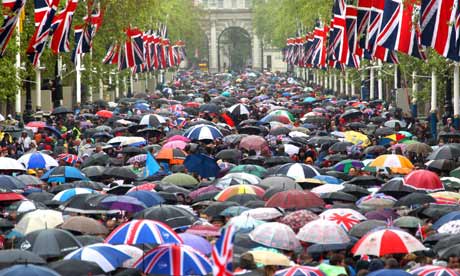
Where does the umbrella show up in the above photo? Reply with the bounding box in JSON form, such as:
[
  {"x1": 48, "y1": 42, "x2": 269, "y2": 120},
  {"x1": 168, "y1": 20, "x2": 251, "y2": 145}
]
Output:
[
  {"x1": 258, "y1": 176, "x2": 300, "y2": 190},
  {"x1": 343, "y1": 131, "x2": 370, "y2": 146},
  {"x1": 393, "y1": 216, "x2": 423, "y2": 229},
  {"x1": 59, "y1": 194, "x2": 113, "y2": 214},
  {"x1": 357, "y1": 193, "x2": 397, "y2": 210},
  {"x1": 81, "y1": 152, "x2": 110, "y2": 168},
  {"x1": 76, "y1": 235, "x2": 104, "y2": 246},
  {"x1": 0, "y1": 250, "x2": 45, "y2": 268},
  {"x1": 81, "y1": 166, "x2": 106, "y2": 180},
  {"x1": 404, "y1": 170, "x2": 444, "y2": 192},
  {"x1": 0, "y1": 264, "x2": 60, "y2": 276},
  {"x1": 103, "y1": 167, "x2": 138, "y2": 181},
  {"x1": 184, "y1": 154, "x2": 220, "y2": 178},
  {"x1": 351, "y1": 229, "x2": 426, "y2": 256},
  {"x1": 378, "y1": 177, "x2": 417, "y2": 198},
  {"x1": 133, "y1": 244, "x2": 213, "y2": 275},
  {"x1": 227, "y1": 214, "x2": 266, "y2": 233},
  {"x1": 249, "y1": 250, "x2": 291, "y2": 266},
  {"x1": 52, "y1": 106, "x2": 72, "y2": 115},
  {"x1": 17, "y1": 175, "x2": 42, "y2": 186},
  {"x1": 60, "y1": 216, "x2": 108, "y2": 235},
  {"x1": 17, "y1": 152, "x2": 58, "y2": 170},
  {"x1": 275, "y1": 266, "x2": 325, "y2": 276},
  {"x1": 96, "y1": 110, "x2": 113, "y2": 118},
  {"x1": 162, "y1": 173, "x2": 199, "y2": 187},
  {"x1": 178, "y1": 233, "x2": 212, "y2": 255},
  {"x1": 52, "y1": 188, "x2": 95, "y2": 202},
  {"x1": 239, "y1": 135, "x2": 270, "y2": 154},
  {"x1": 279, "y1": 210, "x2": 318, "y2": 233},
  {"x1": 203, "y1": 201, "x2": 240, "y2": 217},
  {"x1": 320, "y1": 208, "x2": 367, "y2": 231},
  {"x1": 17, "y1": 229, "x2": 82, "y2": 258},
  {"x1": 241, "y1": 207, "x2": 284, "y2": 221},
  {"x1": 105, "y1": 219, "x2": 183, "y2": 245},
  {"x1": 297, "y1": 220, "x2": 350, "y2": 244},
  {"x1": 215, "y1": 185, "x2": 265, "y2": 202},
  {"x1": 230, "y1": 165, "x2": 268, "y2": 178},
  {"x1": 156, "y1": 148, "x2": 187, "y2": 165},
  {"x1": 274, "y1": 163, "x2": 320, "y2": 181},
  {"x1": 185, "y1": 124, "x2": 223, "y2": 141},
  {"x1": 249, "y1": 222, "x2": 301, "y2": 251},
  {"x1": 185, "y1": 224, "x2": 221, "y2": 237},
  {"x1": 15, "y1": 209, "x2": 63, "y2": 235},
  {"x1": 409, "y1": 266, "x2": 460, "y2": 276},
  {"x1": 334, "y1": 160, "x2": 365, "y2": 173},
  {"x1": 368, "y1": 270, "x2": 412, "y2": 276},
  {"x1": 426, "y1": 159, "x2": 456, "y2": 172},
  {"x1": 266, "y1": 190, "x2": 324, "y2": 209},
  {"x1": 433, "y1": 211, "x2": 460, "y2": 230},
  {"x1": 64, "y1": 243, "x2": 131, "y2": 273},
  {"x1": 369, "y1": 154, "x2": 414, "y2": 174},
  {"x1": 215, "y1": 149, "x2": 242, "y2": 162},
  {"x1": 329, "y1": 141, "x2": 354, "y2": 153},
  {"x1": 41, "y1": 166, "x2": 87, "y2": 183},
  {"x1": 48, "y1": 259, "x2": 105, "y2": 276},
  {"x1": 427, "y1": 144, "x2": 460, "y2": 160},
  {"x1": 395, "y1": 193, "x2": 435, "y2": 207},
  {"x1": 125, "y1": 191, "x2": 164, "y2": 207},
  {"x1": 134, "y1": 205, "x2": 197, "y2": 229},
  {"x1": 0, "y1": 157, "x2": 25, "y2": 171},
  {"x1": 100, "y1": 195, "x2": 147, "y2": 212},
  {"x1": 349, "y1": 220, "x2": 387, "y2": 238},
  {"x1": 321, "y1": 192, "x2": 357, "y2": 203},
  {"x1": 139, "y1": 114, "x2": 166, "y2": 127},
  {"x1": 228, "y1": 103, "x2": 250, "y2": 116},
  {"x1": 0, "y1": 192, "x2": 25, "y2": 201},
  {"x1": 0, "y1": 175, "x2": 26, "y2": 190},
  {"x1": 405, "y1": 142, "x2": 433, "y2": 155}
]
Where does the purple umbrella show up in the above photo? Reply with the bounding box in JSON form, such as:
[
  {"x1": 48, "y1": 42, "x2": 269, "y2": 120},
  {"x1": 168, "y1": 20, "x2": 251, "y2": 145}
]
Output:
[
  {"x1": 100, "y1": 195, "x2": 147, "y2": 212},
  {"x1": 189, "y1": 185, "x2": 222, "y2": 201},
  {"x1": 365, "y1": 209, "x2": 399, "y2": 221},
  {"x1": 178, "y1": 233, "x2": 212, "y2": 255}
]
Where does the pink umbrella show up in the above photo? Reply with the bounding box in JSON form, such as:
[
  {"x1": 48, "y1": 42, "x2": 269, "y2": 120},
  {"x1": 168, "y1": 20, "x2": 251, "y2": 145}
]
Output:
[
  {"x1": 163, "y1": 140, "x2": 188, "y2": 150},
  {"x1": 167, "y1": 135, "x2": 190, "y2": 143}
]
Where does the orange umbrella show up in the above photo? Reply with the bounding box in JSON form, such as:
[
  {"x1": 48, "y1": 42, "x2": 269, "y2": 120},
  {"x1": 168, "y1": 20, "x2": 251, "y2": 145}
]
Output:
[{"x1": 155, "y1": 148, "x2": 187, "y2": 165}]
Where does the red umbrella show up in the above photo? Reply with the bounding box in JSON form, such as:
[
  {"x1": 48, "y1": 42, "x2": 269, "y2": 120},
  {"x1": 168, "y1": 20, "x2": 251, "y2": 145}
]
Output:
[
  {"x1": 239, "y1": 135, "x2": 271, "y2": 156},
  {"x1": 404, "y1": 169, "x2": 444, "y2": 192},
  {"x1": 26, "y1": 121, "x2": 46, "y2": 128},
  {"x1": 185, "y1": 224, "x2": 221, "y2": 237},
  {"x1": 266, "y1": 190, "x2": 325, "y2": 209},
  {"x1": 126, "y1": 183, "x2": 157, "y2": 193},
  {"x1": 0, "y1": 192, "x2": 25, "y2": 201},
  {"x1": 96, "y1": 110, "x2": 113, "y2": 119}
]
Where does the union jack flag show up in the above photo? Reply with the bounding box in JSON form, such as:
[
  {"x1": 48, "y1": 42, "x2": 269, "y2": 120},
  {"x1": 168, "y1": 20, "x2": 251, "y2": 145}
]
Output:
[
  {"x1": 366, "y1": 0, "x2": 385, "y2": 55},
  {"x1": 211, "y1": 225, "x2": 236, "y2": 276},
  {"x1": 125, "y1": 28, "x2": 145, "y2": 67},
  {"x1": 357, "y1": 0, "x2": 372, "y2": 50},
  {"x1": 420, "y1": 0, "x2": 460, "y2": 60},
  {"x1": 377, "y1": 0, "x2": 426, "y2": 60},
  {"x1": 50, "y1": 0, "x2": 78, "y2": 54},
  {"x1": 374, "y1": 45, "x2": 399, "y2": 64},
  {"x1": 0, "y1": 0, "x2": 26, "y2": 56},
  {"x1": 312, "y1": 25, "x2": 328, "y2": 68},
  {"x1": 27, "y1": 0, "x2": 60, "y2": 66},
  {"x1": 102, "y1": 43, "x2": 119, "y2": 65}
]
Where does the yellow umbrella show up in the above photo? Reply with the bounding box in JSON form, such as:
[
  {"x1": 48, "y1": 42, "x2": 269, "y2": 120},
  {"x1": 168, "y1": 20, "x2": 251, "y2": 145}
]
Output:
[
  {"x1": 369, "y1": 154, "x2": 414, "y2": 174},
  {"x1": 429, "y1": 191, "x2": 460, "y2": 205},
  {"x1": 343, "y1": 131, "x2": 370, "y2": 147},
  {"x1": 249, "y1": 250, "x2": 291, "y2": 266}
]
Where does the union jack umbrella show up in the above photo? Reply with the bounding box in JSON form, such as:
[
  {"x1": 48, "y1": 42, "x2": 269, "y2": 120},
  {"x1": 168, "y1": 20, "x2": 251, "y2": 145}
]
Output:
[
  {"x1": 105, "y1": 219, "x2": 183, "y2": 245},
  {"x1": 133, "y1": 244, "x2": 213, "y2": 275},
  {"x1": 126, "y1": 183, "x2": 157, "y2": 193},
  {"x1": 57, "y1": 154, "x2": 81, "y2": 165},
  {"x1": 275, "y1": 265, "x2": 326, "y2": 276},
  {"x1": 320, "y1": 208, "x2": 367, "y2": 231},
  {"x1": 352, "y1": 228, "x2": 426, "y2": 256},
  {"x1": 211, "y1": 225, "x2": 236, "y2": 276},
  {"x1": 409, "y1": 265, "x2": 460, "y2": 276}
]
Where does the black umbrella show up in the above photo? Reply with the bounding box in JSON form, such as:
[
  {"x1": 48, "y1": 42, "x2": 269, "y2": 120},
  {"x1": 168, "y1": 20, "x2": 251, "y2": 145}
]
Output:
[
  {"x1": 223, "y1": 134, "x2": 248, "y2": 145},
  {"x1": 27, "y1": 192, "x2": 54, "y2": 203},
  {"x1": 409, "y1": 204, "x2": 460, "y2": 220},
  {"x1": 238, "y1": 126, "x2": 262, "y2": 135},
  {"x1": 241, "y1": 156, "x2": 266, "y2": 166},
  {"x1": 377, "y1": 178, "x2": 417, "y2": 198},
  {"x1": 227, "y1": 194, "x2": 262, "y2": 205},
  {"x1": 17, "y1": 229, "x2": 82, "y2": 258},
  {"x1": 215, "y1": 149, "x2": 242, "y2": 162},
  {"x1": 321, "y1": 192, "x2": 357, "y2": 203},
  {"x1": 51, "y1": 106, "x2": 72, "y2": 115},
  {"x1": 244, "y1": 200, "x2": 266, "y2": 208},
  {"x1": 104, "y1": 167, "x2": 138, "y2": 180},
  {"x1": 239, "y1": 119, "x2": 259, "y2": 127},
  {"x1": 347, "y1": 176, "x2": 385, "y2": 186},
  {"x1": 395, "y1": 193, "x2": 436, "y2": 207},
  {"x1": 347, "y1": 122, "x2": 368, "y2": 129},
  {"x1": 427, "y1": 144, "x2": 460, "y2": 160},
  {"x1": 340, "y1": 109, "x2": 362, "y2": 119},
  {"x1": 75, "y1": 235, "x2": 104, "y2": 246},
  {"x1": 374, "y1": 127, "x2": 395, "y2": 136},
  {"x1": 192, "y1": 191, "x2": 219, "y2": 203},
  {"x1": 48, "y1": 259, "x2": 104, "y2": 276},
  {"x1": 363, "y1": 145, "x2": 387, "y2": 155},
  {"x1": 0, "y1": 175, "x2": 26, "y2": 190},
  {"x1": 349, "y1": 220, "x2": 387, "y2": 238},
  {"x1": 370, "y1": 117, "x2": 386, "y2": 124},
  {"x1": 308, "y1": 136, "x2": 339, "y2": 146},
  {"x1": 341, "y1": 183, "x2": 370, "y2": 197},
  {"x1": 324, "y1": 154, "x2": 349, "y2": 163},
  {"x1": 439, "y1": 244, "x2": 460, "y2": 258},
  {"x1": 71, "y1": 180, "x2": 107, "y2": 191},
  {"x1": 81, "y1": 166, "x2": 106, "y2": 180},
  {"x1": 92, "y1": 132, "x2": 113, "y2": 139},
  {"x1": 433, "y1": 234, "x2": 460, "y2": 253},
  {"x1": 203, "y1": 201, "x2": 240, "y2": 217},
  {"x1": 269, "y1": 127, "x2": 291, "y2": 136},
  {"x1": 60, "y1": 194, "x2": 112, "y2": 214},
  {"x1": 264, "y1": 156, "x2": 294, "y2": 167},
  {"x1": 302, "y1": 116, "x2": 328, "y2": 124},
  {"x1": 329, "y1": 142, "x2": 354, "y2": 153},
  {"x1": 121, "y1": 146, "x2": 147, "y2": 155},
  {"x1": 0, "y1": 249, "x2": 46, "y2": 268},
  {"x1": 81, "y1": 152, "x2": 110, "y2": 168},
  {"x1": 135, "y1": 205, "x2": 198, "y2": 229},
  {"x1": 199, "y1": 103, "x2": 221, "y2": 113},
  {"x1": 427, "y1": 159, "x2": 457, "y2": 171}
]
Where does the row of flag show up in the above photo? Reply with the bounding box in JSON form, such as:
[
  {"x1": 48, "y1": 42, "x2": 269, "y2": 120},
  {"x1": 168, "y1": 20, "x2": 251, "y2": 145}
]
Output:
[
  {"x1": 102, "y1": 24, "x2": 187, "y2": 74},
  {"x1": 283, "y1": 0, "x2": 460, "y2": 70}
]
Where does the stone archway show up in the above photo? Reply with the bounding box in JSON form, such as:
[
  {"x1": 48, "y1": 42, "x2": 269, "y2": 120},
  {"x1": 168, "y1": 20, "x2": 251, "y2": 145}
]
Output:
[{"x1": 217, "y1": 26, "x2": 252, "y2": 72}]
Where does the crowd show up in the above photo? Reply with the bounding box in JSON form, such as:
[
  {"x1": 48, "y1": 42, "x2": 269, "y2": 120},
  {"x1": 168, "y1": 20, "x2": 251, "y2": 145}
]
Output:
[{"x1": 0, "y1": 70, "x2": 458, "y2": 276}]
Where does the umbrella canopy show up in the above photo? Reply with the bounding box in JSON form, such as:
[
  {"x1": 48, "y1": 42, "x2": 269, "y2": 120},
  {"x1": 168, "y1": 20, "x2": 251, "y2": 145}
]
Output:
[
  {"x1": 405, "y1": 142, "x2": 433, "y2": 155},
  {"x1": 133, "y1": 244, "x2": 213, "y2": 276},
  {"x1": 18, "y1": 152, "x2": 58, "y2": 170},
  {"x1": 279, "y1": 210, "x2": 318, "y2": 233},
  {"x1": 100, "y1": 195, "x2": 147, "y2": 212},
  {"x1": 241, "y1": 207, "x2": 284, "y2": 221},
  {"x1": 395, "y1": 193, "x2": 436, "y2": 207},
  {"x1": 249, "y1": 222, "x2": 301, "y2": 251},
  {"x1": 60, "y1": 216, "x2": 108, "y2": 235},
  {"x1": 185, "y1": 124, "x2": 223, "y2": 141},
  {"x1": 48, "y1": 259, "x2": 105, "y2": 276},
  {"x1": 0, "y1": 264, "x2": 60, "y2": 276},
  {"x1": 275, "y1": 266, "x2": 325, "y2": 276},
  {"x1": 17, "y1": 229, "x2": 82, "y2": 258},
  {"x1": 351, "y1": 228, "x2": 426, "y2": 256},
  {"x1": 259, "y1": 176, "x2": 300, "y2": 190},
  {"x1": 230, "y1": 164, "x2": 268, "y2": 178},
  {"x1": 404, "y1": 170, "x2": 444, "y2": 192},
  {"x1": 227, "y1": 214, "x2": 266, "y2": 233},
  {"x1": 0, "y1": 157, "x2": 25, "y2": 171},
  {"x1": 334, "y1": 160, "x2": 364, "y2": 173},
  {"x1": 52, "y1": 188, "x2": 95, "y2": 202},
  {"x1": 320, "y1": 208, "x2": 367, "y2": 231},
  {"x1": 184, "y1": 153, "x2": 220, "y2": 178},
  {"x1": 368, "y1": 269, "x2": 412, "y2": 276},
  {"x1": 249, "y1": 250, "x2": 291, "y2": 266},
  {"x1": 274, "y1": 163, "x2": 321, "y2": 181},
  {"x1": 297, "y1": 219, "x2": 351, "y2": 244},
  {"x1": 369, "y1": 154, "x2": 414, "y2": 174},
  {"x1": 0, "y1": 175, "x2": 26, "y2": 190},
  {"x1": 162, "y1": 173, "x2": 199, "y2": 187},
  {"x1": 178, "y1": 233, "x2": 212, "y2": 255},
  {"x1": 0, "y1": 249, "x2": 45, "y2": 268},
  {"x1": 349, "y1": 220, "x2": 387, "y2": 238},
  {"x1": 64, "y1": 243, "x2": 131, "y2": 273},
  {"x1": 156, "y1": 148, "x2": 187, "y2": 165},
  {"x1": 41, "y1": 166, "x2": 87, "y2": 183},
  {"x1": 427, "y1": 144, "x2": 460, "y2": 160},
  {"x1": 125, "y1": 190, "x2": 165, "y2": 207},
  {"x1": 266, "y1": 190, "x2": 324, "y2": 209},
  {"x1": 357, "y1": 193, "x2": 397, "y2": 210},
  {"x1": 409, "y1": 266, "x2": 460, "y2": 276},
  {"x1": 215, "y1": 184, "x2": 265, "y2": 202},
  {"x1": 15, "y1": 209, "x2": 64, "y2": 235},
  {"x1": 134, "y1": 205, "x2": 197, "y2": 229},
  {"x1": 105, "y1": 219, "x2": 183, "y2": 245}
]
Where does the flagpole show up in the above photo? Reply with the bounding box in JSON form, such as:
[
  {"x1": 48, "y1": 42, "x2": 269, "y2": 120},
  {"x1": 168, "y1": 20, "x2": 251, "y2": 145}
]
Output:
[
  {"x1": 15, "y1": 23, "x2": 21, "y2": 115},
  {"x1": 412, "y1": 71, "x2": 418, "y2": 119},
  {"x1": 75, "y1": 53, "x2": 82, "y2": 105},
  {"x1": 430, "y1": 70, "x2": 438, "y2": 140},
  {"x1": 454, "y1": 64, "x2": 459, "y2": 129},
  {"x1": 370, "y1": 66, "x2": 375, "y2": 100},
  {"x1": 378, "y1": 60, "x2": 383, "y2": 100},
  {"x1": 89, "y1": 50, "x2": 93, "y2": 102},
  {"x1": 36, "y1": 60, "x2": 42, "y2": 110},
  {"x1": 345, "y1": 71, "x2": 349, "y2": 96},
  {"x1": 99, "y1": 78, "x2": 103, "y2": 100},
  {"x1": 115, "y1": 72, "x2": 120, "y2": 99}
]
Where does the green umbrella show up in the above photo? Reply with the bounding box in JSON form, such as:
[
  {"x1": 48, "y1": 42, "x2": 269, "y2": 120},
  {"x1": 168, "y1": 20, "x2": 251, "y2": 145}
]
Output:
[
  {"x1": 333, "y1": 159, "x2": 364, "y2": 173},
  {"x1": 400, "y1": 139, "x2": 418, "y2": 145},
  {"x1": 268, "y1": 110, "x2": 295, "y2": 122},
  {"x1": 162, "y1": 173, "x2": 198, "y2": 187},
  {"x1": 442, "y1": 177, "x2": 460, "y2": 189},
  {"x1": 450, "y1": 168, "x2": 460, "y2": 179},
  {"x1": 229, "y1": 165, "x2": 268, "y2": 178},
  {"x1": 393, "y1": 216, "x2": 422, "y2": 228}
]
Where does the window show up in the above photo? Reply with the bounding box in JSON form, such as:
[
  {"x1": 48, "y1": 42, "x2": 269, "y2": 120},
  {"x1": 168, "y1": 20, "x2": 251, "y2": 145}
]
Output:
[
  {"x1": 232, "y1": 0, "x2": 237, "y2": 8},
  {"x1": 217, "y1": 0, "x2": 224, "y2": 8}
]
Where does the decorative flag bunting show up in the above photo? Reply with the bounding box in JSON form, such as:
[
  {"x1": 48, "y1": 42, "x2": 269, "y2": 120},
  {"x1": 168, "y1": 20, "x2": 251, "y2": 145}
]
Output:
[
  {"x1": 211, "y1": 225, "x2": 236, "y2": 276},
  {"x1": 0, "y1": 0, "x2": 26, "y2": 56},
  {"x1": 50, "y1": 0, "x2": 78, "y2": 54}
]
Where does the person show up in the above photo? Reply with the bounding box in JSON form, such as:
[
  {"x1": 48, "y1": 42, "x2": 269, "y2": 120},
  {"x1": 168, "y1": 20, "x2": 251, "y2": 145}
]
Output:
[{"x1": 18, "y1": 131, "x2": 31, "y2": 153}]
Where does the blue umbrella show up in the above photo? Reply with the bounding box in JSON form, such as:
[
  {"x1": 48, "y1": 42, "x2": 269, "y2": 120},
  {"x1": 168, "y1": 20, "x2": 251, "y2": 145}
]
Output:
[
  {"x1": 368, "y1": 269, "x2": 412, "y2": 276},
  {"x1": 184, "y1": 154, "x2": 220, "y2": 178},
  {"x1": 220, "y1": 206, "x2": 250, "y2": 217},
  {"x1": 433, "y1": 211, "x2": 460, "y2": 230},
  {"x1": 43, "y1": 126, "x2": 62, "y2": 138},
  {"x1": 134, "y1": 102, "x2": 150, "y2": 111},
  {"x1": 179, "y1": 233, "x2": 212, "y2": 255},
  {"x1": 126, "y1": 191, "x2": 165, "y2": 207},
  {"x1": 18, "y1": 152, "x2": 58, "y2": 170},
  {"x1": 0, "y1": 264, "x2": 60, "y2": 276},
  {"x1": 314, "y1": 175, "x2": 342, "y2": 184},
  {"x1": 303, "y1": 97, "x2": 317, "y2": 103},
  {"x1": 184, "y1": 125, "x2": 223, "y2": 141},
  {"x1": 40, "y1": 166, "x2": 88, "y2": 183}
]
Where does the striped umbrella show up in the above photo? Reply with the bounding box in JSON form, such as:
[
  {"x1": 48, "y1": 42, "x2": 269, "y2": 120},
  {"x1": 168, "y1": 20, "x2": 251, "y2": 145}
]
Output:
[
  {"x1": 18, "y1": 152, "x2": 58, "y2": 170},
  {"x1": 352, "y1": 229, "x2": 426, "y2": 256},
  {"x1": 64, "y1": 243, "x2": 131, "y2": 273},
  {"x1": 215, "y1": 184, "x2": 265, "y2": 202},
  {"x1": 184, "y1": 124, "x2": 223, "y2": 141},
  {"x1": 410, "y1": 266, "x2": 460, "y2": 276},
  {"x1": 274, "y1": 163, "x2": 320, "y2": 181},
  {"x1": 369, "y1": 154, "x2": 414, "y2": 174},
  {"x1": 105, "y1": 219, "x2": 183, "y2": 245},
  {"x1": 52, "y1": 188, "x2": 96, "y2": 202},
  {"x1": 276, "y1": 266, "x2": 325, "y2": 276},
  {"x1": 334, "y1": 160, "x2": 365, "y2": 173},
  {"x1": 133, "y1": 244, "x2": 213, "y2": 275},
  {"x1": 320, "y1": 208, "x2": 367, "y2": 231}
]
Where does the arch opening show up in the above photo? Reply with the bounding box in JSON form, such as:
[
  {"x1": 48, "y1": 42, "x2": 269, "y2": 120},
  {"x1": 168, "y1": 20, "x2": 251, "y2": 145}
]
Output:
[{"x1": 217, "y1": 27, "x2": 252, "y2": 72}]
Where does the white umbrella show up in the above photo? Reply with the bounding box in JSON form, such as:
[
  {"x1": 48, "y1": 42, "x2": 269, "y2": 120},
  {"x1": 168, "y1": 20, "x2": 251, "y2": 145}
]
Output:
[
  {"x1": 114, "y1": 244, "x2": 143, "y2": 268},
  {"x1": 15, "y1": 209, "x2": 64, "y2": 234},
  {"x1": 0, "y1": 157, "x2": 25, "y2": 171}
]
